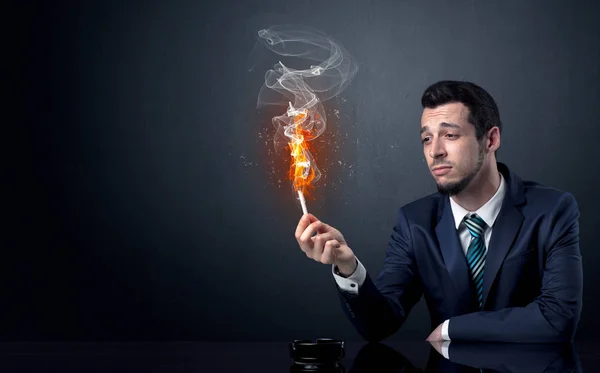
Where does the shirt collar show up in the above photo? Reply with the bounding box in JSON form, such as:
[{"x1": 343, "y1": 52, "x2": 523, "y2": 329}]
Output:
[{"x1": 449, "y1": 172, "x2": 506, "y2": 230}]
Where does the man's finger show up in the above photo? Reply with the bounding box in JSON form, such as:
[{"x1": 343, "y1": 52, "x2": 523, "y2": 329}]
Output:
[
  {"x1": 312, "y1": 233, "x2": 335, "y2": 259},
  {"x1": 321, "y1": 240, "x2": 340, "y2": 264},
  {"x1": 295, "y1": 213, "x2": 319, "y2": 240},
  {"x1": 299, "y1": 220, "x2": 326, "y2": 243}
]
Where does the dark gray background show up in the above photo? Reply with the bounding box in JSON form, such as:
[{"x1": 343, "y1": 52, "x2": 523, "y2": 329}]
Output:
[{"x1": 8, "y1": 0, "x2": 600, "y2": 340}]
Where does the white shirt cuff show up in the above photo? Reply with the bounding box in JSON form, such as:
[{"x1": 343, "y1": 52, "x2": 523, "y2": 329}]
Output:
[
  {"x1": 441, "y1": 341, "x2": 451, "y2": 359},
  {"x1": 332, "y1": 257, "x2": 366, "y2": 295},
  {"x1": 441, "y1": 319, "x2": 450, "y2": 340}
]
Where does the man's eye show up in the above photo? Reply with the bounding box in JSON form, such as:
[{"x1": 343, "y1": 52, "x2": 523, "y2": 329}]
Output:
[
  {"x1": 446, "y1": 134, "x2": 457, "y2": 138},
  {"x1": 421, "y1": 137, "x2": 430, "y2": 143}
]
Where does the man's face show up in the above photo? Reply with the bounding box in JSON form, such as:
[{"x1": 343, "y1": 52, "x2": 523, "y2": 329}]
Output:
[{"x1": 420, "y1": 102, "x2": 485, "y2": 195}]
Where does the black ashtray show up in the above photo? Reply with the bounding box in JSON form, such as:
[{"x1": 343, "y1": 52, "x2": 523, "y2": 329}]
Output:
[{"x1": 289, "y1": 338, "x2": 345, "y2": 372}]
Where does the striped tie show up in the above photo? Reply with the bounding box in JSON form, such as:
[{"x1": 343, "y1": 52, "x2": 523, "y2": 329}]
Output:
[{"x1": 464, "y1": 214, "x2": 487, "y2": 309}]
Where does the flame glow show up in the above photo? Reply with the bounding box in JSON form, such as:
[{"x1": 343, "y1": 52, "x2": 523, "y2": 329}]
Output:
[{"x1": 286, "y1": 103, "x2": 319, "y2": 197}]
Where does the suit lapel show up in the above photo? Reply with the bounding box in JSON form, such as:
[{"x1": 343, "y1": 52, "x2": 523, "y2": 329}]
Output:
[
  {"x1": 436, "y1": 195, "x2": 477, "y2": 310},
  {"x1": 482, "y1": 194, "x2": 524, "y2": 307}
]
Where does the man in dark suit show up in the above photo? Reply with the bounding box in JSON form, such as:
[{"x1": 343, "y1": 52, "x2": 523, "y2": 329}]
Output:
[{"x1": 294, "y1": 80, "x2": 582, "y2": 342}]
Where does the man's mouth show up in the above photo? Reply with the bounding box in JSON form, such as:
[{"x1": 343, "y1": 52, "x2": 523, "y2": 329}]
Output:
[{"x1": 432, "y1": 166, "x2": 452, "y2": 176}]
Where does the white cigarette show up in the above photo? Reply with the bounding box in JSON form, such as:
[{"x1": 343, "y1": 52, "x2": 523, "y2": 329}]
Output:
[{"x1": 298, "y1": 190, "x2": 308, "y2": 215}]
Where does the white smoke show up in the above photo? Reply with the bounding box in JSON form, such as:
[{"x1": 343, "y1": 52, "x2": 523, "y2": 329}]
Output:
[{"x1": 249, "y1": 25, "x2": 358, "y2": 194}]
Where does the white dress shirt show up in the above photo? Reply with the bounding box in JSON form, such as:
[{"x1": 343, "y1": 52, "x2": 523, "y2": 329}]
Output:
[{"x1": 333, "y1": 172, "x2": 506, "y2": 351}]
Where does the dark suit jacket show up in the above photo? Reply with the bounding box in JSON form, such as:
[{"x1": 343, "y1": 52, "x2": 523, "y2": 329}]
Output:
[{"x1": 337, "y1": 162, "x2": 582, "y2": 342}]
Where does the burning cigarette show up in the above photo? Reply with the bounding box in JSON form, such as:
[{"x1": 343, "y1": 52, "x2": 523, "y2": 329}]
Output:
[{"x1": 298, "y1": 190, "x2": 308, "y2": 215}]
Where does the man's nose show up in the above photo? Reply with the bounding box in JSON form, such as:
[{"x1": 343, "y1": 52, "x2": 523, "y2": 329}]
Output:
[{"x1": 429, "y1": 137, "x2": 446, "y2": 159}]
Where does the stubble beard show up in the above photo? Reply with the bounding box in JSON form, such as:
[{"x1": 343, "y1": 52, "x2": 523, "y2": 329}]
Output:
[{"x1": 437, "y1": 144, "x2": 485, "y2": 196}]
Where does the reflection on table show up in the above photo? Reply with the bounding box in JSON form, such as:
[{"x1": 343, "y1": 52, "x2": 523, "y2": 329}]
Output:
[{"x1": 348, "y1": 341, "x2": 582, "y2": 372}]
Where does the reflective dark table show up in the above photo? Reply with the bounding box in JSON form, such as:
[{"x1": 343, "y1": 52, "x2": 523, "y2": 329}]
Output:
[{"x1": 0, "y1": 340, "x2": 597, "y2": 372}]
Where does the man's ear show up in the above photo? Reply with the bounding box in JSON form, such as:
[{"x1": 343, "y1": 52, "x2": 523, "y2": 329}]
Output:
[{"x1": 486, "y1": 127, "x2": 501, "y2": 152}]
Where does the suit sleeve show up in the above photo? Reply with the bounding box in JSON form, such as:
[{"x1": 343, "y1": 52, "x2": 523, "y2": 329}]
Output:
[
  {"x1": 448, "y1": 193, "x2": 583, "y2": 342},
  {"x1": 336, "y1": 207, "x2": 423, "y2": 342}
]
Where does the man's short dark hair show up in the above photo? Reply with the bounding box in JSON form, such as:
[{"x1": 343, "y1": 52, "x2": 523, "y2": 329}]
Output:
[{"x1": 421, "y1": 80, "x2": 502, "y2": 141}]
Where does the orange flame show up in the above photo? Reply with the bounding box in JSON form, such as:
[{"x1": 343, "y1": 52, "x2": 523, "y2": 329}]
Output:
[{"x1": 287, "y1": 110, "x2": 318, "y2": 198}]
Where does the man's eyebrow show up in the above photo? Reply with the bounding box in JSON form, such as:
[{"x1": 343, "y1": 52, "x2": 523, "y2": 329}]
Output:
[
  {"x1": 420, "y1": 122, "x2": 461, "y2": 134},
  {"x1": 441, "y1": 122, "x2": 461, "y2": 129}
]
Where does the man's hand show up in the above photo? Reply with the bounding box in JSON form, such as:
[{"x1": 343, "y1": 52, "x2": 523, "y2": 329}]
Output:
[
  {"x1": 426, "y1": 322, "x2": 444, "y2": 341},
  {"x1": 295, "y1": 213, "x2": 356, "y2": 275}
]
